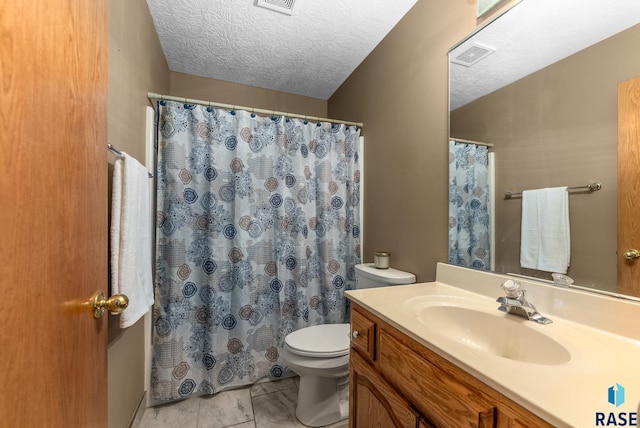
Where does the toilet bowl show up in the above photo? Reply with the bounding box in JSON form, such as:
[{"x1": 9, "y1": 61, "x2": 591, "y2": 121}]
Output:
[
  {"x1": 283, "y1": 263, "x2": 416, "y2": 427},
  {"x1": 283, "y1": 323, "x2": 351, "y2": 427}
]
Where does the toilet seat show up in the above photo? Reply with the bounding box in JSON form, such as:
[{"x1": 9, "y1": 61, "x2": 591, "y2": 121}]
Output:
[{"x1": 285, "y1": 323, "x2": 350, "y2": 358}]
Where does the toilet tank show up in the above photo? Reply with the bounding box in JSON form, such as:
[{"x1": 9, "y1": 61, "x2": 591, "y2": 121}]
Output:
[{"x1": 354, "y1": 263, "x2": 416, "y2": 289}]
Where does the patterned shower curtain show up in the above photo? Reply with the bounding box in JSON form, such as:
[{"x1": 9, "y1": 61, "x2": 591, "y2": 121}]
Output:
[
  {"x1": 151, "y1": 101, "x2": 361, "y2": 402},
  {"x1": 448, "y1": 141, "x2": 490, "y2": 270}
]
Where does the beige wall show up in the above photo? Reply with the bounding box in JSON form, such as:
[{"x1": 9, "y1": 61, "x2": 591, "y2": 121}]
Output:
[
  {"x1": 450, "y1": 24, "x2": 640, "y2": 291},
  {"x1": 107, "y1": 1, "x2": 169, "y2": 427},
  {"x1": 328, "y1": 0, "x2": 481, "y2": 282},
  {"x1": 170, "y1": 72, "x2": 327, "y2": 117}
]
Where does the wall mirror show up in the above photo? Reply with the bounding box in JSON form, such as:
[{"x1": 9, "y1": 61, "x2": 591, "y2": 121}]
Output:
[
  {"x1": 476, "y1": 0, "x2": 505, "y2": 18},
  {"x1": 449, "y1": 0, "x2": 640, "y2": 297}
]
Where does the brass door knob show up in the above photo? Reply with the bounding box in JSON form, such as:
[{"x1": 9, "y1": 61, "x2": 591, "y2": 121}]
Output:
[
  {"x1": 623, "y1": 249, "x2": 640, "y2": 260},
  {"x1": 90, "y1": 291, "x2": 129, "y2": 318}
]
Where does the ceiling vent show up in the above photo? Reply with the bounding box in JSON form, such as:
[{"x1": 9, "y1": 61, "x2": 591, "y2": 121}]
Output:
[
  {"x1": 451, "y1": 42, "x2": 496, "y2": 67},
  {"x1": 256, "y1": 0, "x2": 298, "y2": 15}
]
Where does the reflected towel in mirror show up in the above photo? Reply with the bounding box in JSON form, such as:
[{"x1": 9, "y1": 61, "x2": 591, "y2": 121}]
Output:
[{"x1": 520, "y1": 187, "x2": 570, "y2": 274}]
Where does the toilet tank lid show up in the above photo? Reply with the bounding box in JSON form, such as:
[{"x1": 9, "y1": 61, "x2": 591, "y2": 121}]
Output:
[{"x1": 355, "y1": 263, "x2": 416, "y2": 284}]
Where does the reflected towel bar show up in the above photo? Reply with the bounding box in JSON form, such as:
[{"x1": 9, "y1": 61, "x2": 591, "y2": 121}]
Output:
[
  {"x1": 107, "y1": 144, "x2": 153, "y2": 178},
  {"x1": 504, "y1": 182, "x2": 601, "y2": 199}
]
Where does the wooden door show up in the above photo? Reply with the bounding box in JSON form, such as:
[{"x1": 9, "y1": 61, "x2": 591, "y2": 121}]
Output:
[
  {"x1": 618, "y1": 76, "x2": 640, "y2": 296},
  {"x1": 0, "y1": 0, "x2": 108, "y2": 426}
]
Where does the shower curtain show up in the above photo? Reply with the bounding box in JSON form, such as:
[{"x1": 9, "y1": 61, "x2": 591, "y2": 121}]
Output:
[
  {"x1": 151, "y1": 101, "x2": 361, "y2": 402},
  {"x1": 448, "y1": 141, "x2": 490, "y2": 270}
]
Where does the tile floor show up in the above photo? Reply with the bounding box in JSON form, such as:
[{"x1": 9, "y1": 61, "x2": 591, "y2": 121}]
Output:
[{"x1": 133, "y1": 377, "x2": 348, "y2": 428}]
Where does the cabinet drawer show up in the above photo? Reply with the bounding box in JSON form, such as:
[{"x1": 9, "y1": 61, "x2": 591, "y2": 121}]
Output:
[
  {"x1": 350, "y1": 307, "x2": 376, "y2": 361},
  {"x1": 379, "y1": 329, "x2": 496, "y2": 428}
]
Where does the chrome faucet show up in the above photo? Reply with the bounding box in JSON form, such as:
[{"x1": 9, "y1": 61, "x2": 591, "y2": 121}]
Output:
[{"x1": 496, "y1": 279, "x2": 552, "y2": 324}]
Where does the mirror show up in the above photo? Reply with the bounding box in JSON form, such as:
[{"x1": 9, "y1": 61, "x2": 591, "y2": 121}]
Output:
[
  {"x1": 476, "y1": 0, "x2": 506, "y2": 18},
  {"x1": 449, "y1": 0, "x2": 640, "y2": 297}
]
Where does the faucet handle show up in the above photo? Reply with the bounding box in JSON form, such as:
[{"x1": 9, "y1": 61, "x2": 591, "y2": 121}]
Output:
[{"x1": 501, "y1": 279, "x2": 522, "y2": 298}]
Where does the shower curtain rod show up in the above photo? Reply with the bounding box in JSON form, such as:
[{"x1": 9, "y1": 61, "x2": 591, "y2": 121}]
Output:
[
  {"x1": 147, "y1": 92, "x2": 364, "y2": 128},
  {"x1": 450, "y1": 137, "x2": 494, "y2": 148}
]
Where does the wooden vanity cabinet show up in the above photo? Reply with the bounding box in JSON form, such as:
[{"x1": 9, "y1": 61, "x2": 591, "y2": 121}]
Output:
[{"x1": 349, "y1": 303, "x2": 553, "y2": 428}]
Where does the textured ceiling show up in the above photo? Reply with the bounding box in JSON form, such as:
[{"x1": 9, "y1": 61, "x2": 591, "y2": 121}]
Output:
[
  {"x1": 146, "y1": 0, "x2": 417, "y2": 100},
  {"x1": 450, "y1": 0, "x2": 640, "y2": 110}
]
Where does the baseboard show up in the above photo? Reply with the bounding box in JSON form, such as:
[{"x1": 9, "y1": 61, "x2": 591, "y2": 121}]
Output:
[{"x1": 128, "y1": 390, "x2": 147, "y2": 428}]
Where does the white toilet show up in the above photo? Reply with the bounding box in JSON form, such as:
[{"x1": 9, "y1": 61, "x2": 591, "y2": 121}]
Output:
[{"x1": 283, "y1": 263, "x2": 416, "y2": 427}]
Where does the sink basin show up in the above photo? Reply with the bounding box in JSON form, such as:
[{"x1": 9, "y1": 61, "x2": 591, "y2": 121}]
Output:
[{"x1": 408, "y1": 298, "x2": 571, "y2": 365}]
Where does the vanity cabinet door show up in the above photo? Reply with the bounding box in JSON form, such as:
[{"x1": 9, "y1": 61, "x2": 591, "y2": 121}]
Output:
[
  {"x1": 351, "y1": 306, "x2": 376, "y2": 361},
  {"x1": 350, "y1": 350, "x2": 423, "y2": 428},
  {"x1": 378, "y1": 329, "x2": 496, "y2": 428}
]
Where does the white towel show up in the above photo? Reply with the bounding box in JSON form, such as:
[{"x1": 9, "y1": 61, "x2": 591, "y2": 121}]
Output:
[
  {"x1": 110, "y1": 152, "x2": 154, "y2": 328},
  {"x1": 520, "y1": 187, "x2": 570, "y2": 274}
]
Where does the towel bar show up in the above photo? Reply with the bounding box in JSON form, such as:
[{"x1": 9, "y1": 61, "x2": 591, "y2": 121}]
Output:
[
  {"x1": 504, "y1": 182, "x2": 601, "y2": 199},
  {"x1": 107, "y1": 144, "x2": 153, "y2": 178}
]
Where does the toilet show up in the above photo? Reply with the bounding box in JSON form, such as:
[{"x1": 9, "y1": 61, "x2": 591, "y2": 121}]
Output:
[{"x1": 283, "y1": 263, "x2": 416, "y2": 427}]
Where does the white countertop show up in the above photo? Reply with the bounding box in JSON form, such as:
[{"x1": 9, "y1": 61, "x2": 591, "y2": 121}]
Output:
[{"x1": 346, "y1": 263, "x2": 640, "y2": 427}]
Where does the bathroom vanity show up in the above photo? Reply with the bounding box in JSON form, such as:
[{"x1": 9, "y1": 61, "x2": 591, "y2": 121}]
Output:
[
  {"x1": 349, "y1": 304, "x2": 551, "y2": 427},
  {"x1": 346, "y1": 263, "x2": 640, "y2": 427}
]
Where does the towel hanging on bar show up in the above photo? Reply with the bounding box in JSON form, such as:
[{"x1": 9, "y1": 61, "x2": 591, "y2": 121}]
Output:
[
  {"x1": 110, "y1": 150, "x2": 154, "y2": 327},
  {"x1": 107, "y1": 144, "x2": 153, "y2": 178},
  {"x1": 520, "y1": 187, "x2": 571, "y2": 273},
  {"x1": 505, "y1": 182, "x2": 601, "y2": 199}
]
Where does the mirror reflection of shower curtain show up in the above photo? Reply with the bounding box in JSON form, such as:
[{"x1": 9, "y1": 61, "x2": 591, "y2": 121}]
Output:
[
  {"x1": 151, "y1": 100, "x2": 361, "y2": 402},
  {"x1": 448, "y1": 141, "x2": 491, "y2": 270}
]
